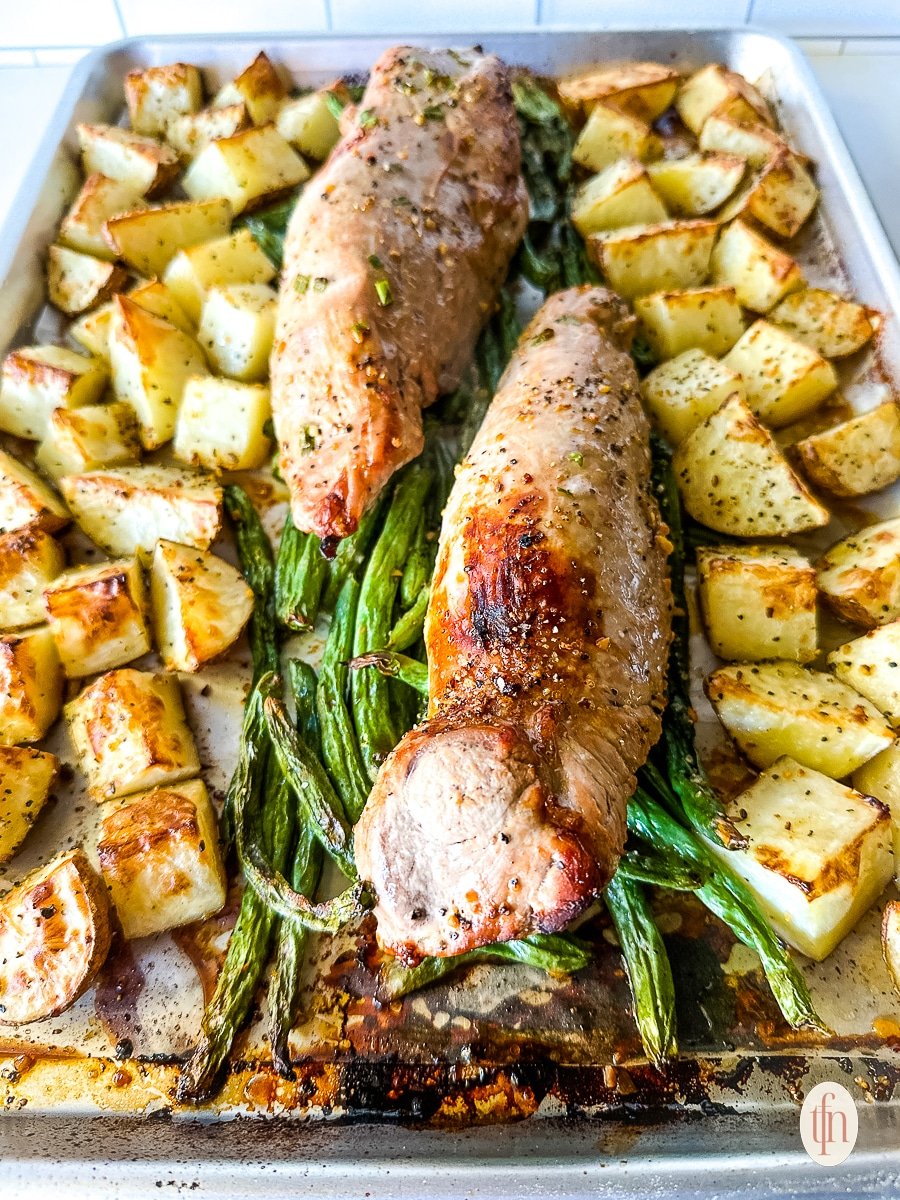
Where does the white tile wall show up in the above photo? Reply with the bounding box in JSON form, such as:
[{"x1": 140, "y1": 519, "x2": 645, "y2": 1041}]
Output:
[
  {"x1": 749, "y1": 0, "x2": 900, "y2": 37},
  {"x1": 115, "y1": 0, "x2": 328, "y2": 37},
  {"x1": 330, "y1": 0, "x2": 537, "y2": 33},
  {"x1": 0, "y1": 0, "x2": 121, "y2": 48},
  {"x1": 540, "y1": 0, "x2": 749, "y2": 26}
]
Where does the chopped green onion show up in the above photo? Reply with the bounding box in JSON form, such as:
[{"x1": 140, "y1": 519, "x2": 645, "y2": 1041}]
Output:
[{"x1": 374, "y1": 278, "x2": 393, "y2": 306}]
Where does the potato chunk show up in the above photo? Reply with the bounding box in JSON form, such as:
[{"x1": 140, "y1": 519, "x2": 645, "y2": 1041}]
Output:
[
  {"x1": 706, "y1": 661, "x2": 894, "y2": 776},
  {"x1": 0, "y1": 746, "x2": 58, "y2": 863},
  {"x1": 58, "y1": 173, "x2": 146, "y2": 260},
  {"x1": 0, "y1": 345, "x2": 107, "y2": 441},
  {"x1": 43, "y1": 558, "x2": 150, "y2": 679},
  {"x1": 883, "y1": 901, "x2": 900, "y2": 995},
  {"x1": 559, "y1": 61, "x2": 679, "y2": 121},
  {"x1": 675, "y1": 64, "x2": 773, "y2": 135},
  {"x1": 769, "y1": 287, "x2": 878, "y2": 358},
  {"x1": 166, "y1": 103, "x2": 250, "y2": 159},
  {"x1": 646, "y1": 153, "x2": 745, "y2": 216},
  {"x1": 673, "y1": 394, "x2": 829, "y2": 537},
  {"x1": 816, "y1": 519, "x2": 900, "y2": 628},
  {"x1": 0, "y1": 449, "x2": 70, "y2": 535},
  {"x1": 789, "y1": 403, "x2": 900, "y2": 499},
  {"x1": 162, "y1": 227, "x2": 276, "y2": 323},
  {"x1": 587, "y1": 219, "x2": 717, "y2": 300},
  {"x1": 35, "y1": 403, "x2": 140, "y2": 482},
  {"x1": 697, "y1": 544, "x2": 817, "y2": 663},
  {"x1": 98, "y1": 778, "x2": 225, "y2": 939},
  {"x1": 174, "y1": 376, "x2": 271, "y2": 471},
  {"x1": 710, "y1": 758, "x2": 892, "y2": 961},
  {"x1": 213, "y1": 52, "x2": 286, "y2": 126},
  {"x1": 698, "y1": 114, "x2": 789, "y2": 167},
  {"x1": 125, "y1": 62, "x2": 203, "y2": 136},
  {"x1": 76, "y1": 123, "x2": 180, "y2": 198},
  {"x1": 641, "y1": 348, "x2": 744, "y2": 444},
  {"x1": 197, "y1": 283, "x2": 276, "y2": 381},
  {"x1": 717, "y1": 148, "x2": 819, "y2": 239},
  {"x1": 634, "y1": 285, "x2": 745, "y2": 359},
  {"x1": 571, "y1": 159, "x2": 667, "y2": 236},
  {"x1": 276, "y1": 91, "x2": 341, "y2": 159},
  {"x1": 572, "y1": 103, "x2": 655, "y2": 172},
  {"x1": 828, "y1": 621, "x2": 900, "y2": 724},
  {"x1": 150, "y1": 539, "x2": 253, "y2": 672},
  {"x1": 0, "y1": 528, "x2": 65, "y2": 631},
  {"x1": 723, "y1": 320, "x2": 837, "y2": 429},
  {"x1": 108, "y1": 295, "x2": 208, "y2": 450},
  {"x1": 66, "y1": 668, "x2": 200, "y2": 801},
  {"x1": 0, "y1": 626, "x2": 63, "y2": 745},
  {"x1": 104, "y1": 197, "x2": 233, "y2": 279},
  {"x1": 69, "y1": 304, "x2": 116, "y2": 360},
  {"x1": 855, "y1": 743, "x2": 900, "y2": 878},
  {"x1": 0, "y1": 848, "x2": 111, "y2": 1023},
  {"x1": 183, "y1": 124, "x2": 308, "y2": 216},
  {"x1": 126, "y1": 279, "x2": 194, "y2": 334},
  {"x1": 47, "y1": 245, "x2": 127, "y2": 317},
  {"x1": 60, "y1": 464, "x2": 222, "y2": 559},
  {"x1": 711, "y1": 220, "x2": 805, "y2": 313}
]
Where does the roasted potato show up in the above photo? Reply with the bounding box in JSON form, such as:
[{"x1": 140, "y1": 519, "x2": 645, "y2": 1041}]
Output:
[
  {"x1": 182, "y1": 124, "x2": 309, "y2": 216},
  {"x1": 710, "y1": 757, "x2": 892, "y2": 961},
  {"x1": 587, "y1": 219, "x2": 718, "y2": 300},
  {"x1": 166, "y1": 102, "x2": 250, "y2": 159},
  {"x1": 43, "y1": 558, "x2": 150, "y2": 679},
  {"x1": 0, "y1": 626, "x2": 63, "y2": 745},
  {"x1": 213, "y1": 51, "x2": 286, "y2": 126},
  {"x1": 126, "y1": 279, "x2": 195, "y2": 333},
  {"x1": 675, "y1": 64, "x2": 773, "y2": 135},
  {"x1": 634, "y1": 285, "x2": 745, "y2": 359},
  {"x1": 640, "y1": 348, "x2": 745, "y2": 444},
  {"x1": 58, "y1": 173, "x2": 146, "y2": 260},
  {"x1": 0, "y1": 448, "x2": 70, "y2": 535},
  {"x1": 60, "y1": 464, "x2": 222, "y2": 559},
  {"x1": 76, "y1": 122, "x2": 180, "y2": 198},
  {"x1": 275, "y1": 91, "x2": 341, "y2": 159},
  {"x1": 572, "y1": 103, "x2": 656, "y2": 172},
  {"x1": 174, "y1": 376, "x2": 271, "y2": 471},
  {"x1": 789, "y1": 403, "x2": 900, "y2": 499},
  {"x1": 0, "y1": 344, "x2": 107, "y2": 441},
  {"x1": 0, "y1": 746, "x2": 58, "y2": 863},
  {"x1": 197, "y1": 283, "x2": 277, "y2": 381},
  {"x1": 36, "y1": 402, "x2": 141, "y2": 482},
  {"x1": 769, "y1": 287, "x2": 878, "y2": 358},
  {"x1": 723, "y1": 320, "x2": 837, "y2": 429},
  {"x1": 104, "y1": 197, "x2": 233, "y2": 279},
  {"x1": 66, "y1": 668, "x2": 200, "y2": 801},
  {"x1": 162, "y1": 227, "x2": 276, "y2": 323},
  {"x1": 47, "y1": 245, "x2": 128, "y2": 316},
  {"x1": 698, "y1": 113, "x2": 789, "y2": 167},
  {"x1": 883, "y1": 901, "x2": 900, "y2": 995},
  {"x1": 672, "y1": 394, "x2": 829, "y2": 537},
  {"x1": 559, "y1": 61, "x2": 679, "y2": 121},
  {"x1": 0, "y1": 528, "x2": 65, "y2": 631},
  {"x1": 706, "y1": 660, "x2": 894, "y2": 777},
  {"x1": 0, "y1": 848, "x2": 111, "y2": 1024},
  {"x1": 696, "y1": 544, "x2": 817, "y2": 663},
  {"x1": 646, "y1": 152, "x2": 745, "y2": 216},
  {"x1": 717, "y1": 147, "x2": 819, "y2": 239},
  {"x1": 125, "y1": 62, "x2": 203, "y2": 136},
  {"x1": 816, "y1": 519, "x2": 900, "y2": 628},
  {"x1": 829, "y1": 621, "x2": 900, "y2": 725},
  {"x1": 855, "y1": 743, "x2": 900, "y2": 876},
  {"x1": 98, "y1": 778, "x2": 226, "y2": 939},
  {"x1": 710, "y1": 219, "x2": 805, "y2": 313},
  {"x1": 571, "y1": 159, "x2": 667, "y2": 236},
  {"x1": 150, "y1": 539, "x2": 253, "y2": 672}
]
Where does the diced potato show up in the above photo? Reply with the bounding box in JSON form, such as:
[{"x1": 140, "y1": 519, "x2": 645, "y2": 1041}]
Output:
[
  {"x1": 634, "y1": 285, "x2": 745, "y2": 359},
  {"x1": 0, "y1": 449, "x2": 70, "y2": 535},
  {"x1": 124, "y1": 279, "x2": 194, "y2": 334},
  {"x1": 166, "y1": 103, "x2": 250, "y2": 159},
  {"x1": 66, "y1": 668, "x2": 200, "y2": 801},
  {"x1": 817, "y1": 519, "x2": 900, "y2": 629},
  {"x1": 641, "y1": 348, "x2": 745, "y2": 444},
  {"x1": 706, "y1": 660, "x2": 894, "y2": 776},
  {"x1": 769, "y1": 288, "x2": 878, "y2": 358},
  {"x1": 47, "y1": 245, "x2": 127, "y2": 316},
  {"x1": 97, "y1": 778, "x2": 225, "y2": 939},
  {"x1": 717, "y1": 148, "x2": 818, "y2": 239},
  {"x1": 559, "y1": 61, "x2": 679, "y2": 120},
  {"x1": 723, "y1": 320, "x2": 837, "y2": 429},
  {"x1": 699, "y1": 114, "x2": 789, "y2": 167},
  {"x1": 276, "y1": 91, "x2": 341, "y2": 159},
  {"x1": 162, "y1": 227, "x2": 276, "y2": 323},
  {"x1": 572, "y1": 103, "x2": 655, "y2": 172},
  {"x1": 571, "y1": 159, "x2": 667, "y2": 235},
  {"x1": 697, "y1": 544, "x2": 818, "y2": 663},
  {"x1": 36, "y1": 403, "x2": 140, "y2": 482},
  {"x1": 710, "y1": 758, "x2": 892, "y2": 961},
  {"x1": 104, "y1": 197, "x2": 233, "y2": 279},
  {"x1": 69, "y1": 303, "x2": 115, "y2": 360},
  {"x1": 213, "y1": 51, "x2": 286, "y2": 126},
  {"x1": 76, "y1": 122, "x2": 180, "y2": 198},
  {"x1": 58, "y1": 173, "x2": 146, "y2": 260},
  {"x1": 586, "y1": 219, "x2": 717, "y2": 300},
  {"x1": 883, "y1": 901, "x2": 900, "y2": 994},
  {"x1": 855, "y1": 743, "x2": 900, "y2": 876},
  {"x1": 43, "y1": 558, "x2": 150, "y2": 679},
  {"x1": 108, "y1": 295, "x2": 208, "y2": 450},
  {"x1": 125, "y1": 62, "x2": 203, "y2": 136},
  {"x1": 174, "y1": 376, "x2": 271, "y2": 471},
  {"x1": 675, "y1": 64, "x2": 773, "y2": 136},
  {"x1": 0, "y1": 745, "x2": 58, "y2": 864},
  {"x1": 711, "y1": 220, "x2": 805, "y2": 313},
  {"x1": 60, "y1": 464, "x2": 221, "y2": 559},
  {"x1": 0, "y1": 345, "x2": 107, "y2": 441},
  {"x1": 672, "y1": 394, "x2": 830, "y2": 537},
  {"x1": 829, "y1": 621, "x2": 900, "y2": 724},
  {"x1": 0, "y1": 528, "x2": 65, "y2": 631},
  {"x1": 789, "y1": 403, "x2": 900, "y2": 499},
  {"x1": 0, "y1": 626, "x2": 63, "y2": 745},
  {"x1": 647, "y1": 153, "x2": 745, "y2": 216},
  {"x1": 150, "y1": 539, "x2": 253, "y2": 672},
  {"x1": 182, "y1": 124, "x2": 308, "y2": 216},
  {"x1": 197, "y1": 283, "x2": 276, "y2": 381},
  {"x1": 0, "y1": 848, "x2": 110, "y2": 1024}
]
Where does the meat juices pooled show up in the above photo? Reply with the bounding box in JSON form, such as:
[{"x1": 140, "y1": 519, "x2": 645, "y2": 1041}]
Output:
[
  {"x1": 270, "y1": 46, "x2": 528, "y2": 544},
  {"x1": 355, "y1": 287, "x2": 673, "y2": 963}
]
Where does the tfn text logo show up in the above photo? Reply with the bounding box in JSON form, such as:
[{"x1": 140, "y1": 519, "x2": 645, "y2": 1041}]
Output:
[{"x1": 800, "y1": 1082, "x2": 859, "y2": 1166}]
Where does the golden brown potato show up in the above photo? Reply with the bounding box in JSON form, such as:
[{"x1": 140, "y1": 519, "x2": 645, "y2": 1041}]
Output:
[
  {"x1": 0, "y1": 626, "x2": 63, "y2": 745},
  {"x1": 76, "y1": 122, "x2": 180, "y2": 198},
  {"x1": 789, "y1": 403, "x2": 900, "y2": 499},
  {"x1": 0, "y1": 448, "x2": 70, "y2": 535},
  {"x1": 559, "y1": 60, "x2": 679, "y2": 121},
  {"x1": 182, "y1": 124, "x2": 308, "y2": 216},
  {"x1": 275, "y1": 92, "x2": 341, "y2": 159},
  {"x1": 0, "y1": 746, "x2": 58, "y2": 863},
  {"x1": 710, "y1": 219, "x2": 805, "y2": 314},
  {"x1": 717, "y1": 148, "x2": 819, "y2": 239},
  {"x1": 646, "y1": 152, "x2": 745, "y2": 216},
  {"x1": 640, "y1": 348, "x2": 745, "y2": 444},
  {"x1": 723, "y1": 320, "x2": 837, "y2": 429},
  {"x1": 173, "y1": 376, "x2": 271, "y2": 471},
  {"x1": 166, "y1": 103, "x2": 250, "y2": 159},
  {"x1": 125, "y1": 62, "x2": 203, "y2": 136},
  {"x1": 816, "y1": 519, "x2": 900, "y2": 628},
  {"x1": 571, "y1": 159, "x2": 667, "y2": 236},
  {"x1": 587, "y1": 219, "x2": 718, "y2": 300},
  {"x1": 883, "y1": 901, "x2": 900, "y2": 995},
  {"x1": 43, "y1": 558, "x2": 150, "y2": 678},
  {"x1": 212, "y1": 51, "x2": 287, "y2": 125},
  {"x1": 35, "y1": 403, "x2": 141, "y2": 482},
  {"x1": 572, "y1": 103, "x2": 656, "y2": 172},
  {"x1": 197, "y1": 283, "x2": 276, "y2": 381},
  {"x1": 828, "y1": 621, "x2": 900, "y2": 724},
  {"x1": 698, "y1": 114, "x2": 789, "y2": 167},
  {"x1": 675, "y1": 64, "x2": 773, "y2": 135},
  {"x1": 0, "y1": 344, "x2": 107, "y2": 442},
  {"x1": 47, "y1": 245, "x2": 128, "y2": 317},
  {"x1": 0, "y1": 527, "x2": 65, "y2": 631},
  {"x1": 634, "y1": 285, "x2": 745, "y2": 359},
  {"x1": 104, "y1": 197, "x2": 233, "y2": 279},
  {"x1": 58, "y1": 173, "x2": 146, "y2": 260},
  {"x1": 769, "y1": 287, "x2": 879, "y2": 358},
  {"x1": 162, "y1": 227, "x2": 276, "y2": 323}
]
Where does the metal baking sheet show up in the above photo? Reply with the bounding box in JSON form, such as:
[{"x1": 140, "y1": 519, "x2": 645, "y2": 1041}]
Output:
[{"x1": 1, "y1": 26, "x2": 900, "y2": 1196}]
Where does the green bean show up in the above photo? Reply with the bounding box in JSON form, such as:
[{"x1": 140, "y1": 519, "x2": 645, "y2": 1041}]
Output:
[
  {"x1": 350, "y1": 650, "x2": 428, "y2": 696},
  {"x1": 386, "y1": 583, "x2": 429, "y2": 652},
  {"x1": 224, "y1": 485, "x2": 278, "y2": 681},
  {"x1": 400, "y1": 514, "x2": 430, "y2": 609},
  {"x1": 617, "y1": 847, "x2": 706, "y2": 892},
  {"x1": 518, "y1": 231, "x2": 560, "y2": 290},
  {"x1": 321, "y1": 497, "x2": 386, "y2": 612},
  {"x1": 240, "y1": 193, "x2": 299, "y2": 269},
  {"x1": 275, "y1": 510, "x2": 328, "y2": 632}
]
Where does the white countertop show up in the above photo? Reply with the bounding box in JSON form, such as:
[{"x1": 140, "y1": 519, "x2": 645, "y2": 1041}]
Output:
[{"x1": 0, "y1": 45, "x2": 899, "y2": 258}]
